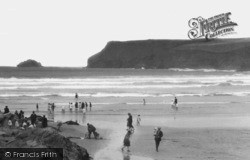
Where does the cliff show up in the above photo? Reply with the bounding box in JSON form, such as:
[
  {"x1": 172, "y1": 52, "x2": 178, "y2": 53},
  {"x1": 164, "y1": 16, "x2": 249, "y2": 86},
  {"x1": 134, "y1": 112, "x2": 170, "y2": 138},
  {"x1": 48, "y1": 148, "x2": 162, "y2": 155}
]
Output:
[
  {"x1": 87, "y1": 38, "x2": 250, "y2": 70},
  {"x1": 17, "y1": 59, "x2": 42, "y2": 68}
]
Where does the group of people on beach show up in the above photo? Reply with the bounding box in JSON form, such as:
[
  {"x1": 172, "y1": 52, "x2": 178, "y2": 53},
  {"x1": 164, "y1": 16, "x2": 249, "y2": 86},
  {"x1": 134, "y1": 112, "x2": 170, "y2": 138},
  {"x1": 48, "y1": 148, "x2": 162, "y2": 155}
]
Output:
[
  {"x1": 122, "y1": 96, "x2": 178, "y2": 153},
  {"x1": 122, "y1": 112, "x2": 163, "y2": 153},
  {"x1": 68, "y1": 101, "x2": 92, "y2": 113},
  {"x1": 0, "y1": 105, "x2": 48, "y2": 130},
  {"x1": 45, "y1": 94, "x2": 93, "y2": 115}
]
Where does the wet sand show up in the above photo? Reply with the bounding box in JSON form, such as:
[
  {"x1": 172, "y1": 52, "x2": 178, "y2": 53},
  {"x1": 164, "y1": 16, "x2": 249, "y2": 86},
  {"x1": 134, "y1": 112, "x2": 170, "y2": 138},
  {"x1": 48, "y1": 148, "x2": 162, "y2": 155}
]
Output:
[
  {"x1": 131, "y1": 125, "x2": 250, "y2": 160},
  {"x1": 44, "y1": 101, "x2": 250, "y2": 160},
  {"x1": 3, "y1": 95, "x2": 250, "y2": 160}
]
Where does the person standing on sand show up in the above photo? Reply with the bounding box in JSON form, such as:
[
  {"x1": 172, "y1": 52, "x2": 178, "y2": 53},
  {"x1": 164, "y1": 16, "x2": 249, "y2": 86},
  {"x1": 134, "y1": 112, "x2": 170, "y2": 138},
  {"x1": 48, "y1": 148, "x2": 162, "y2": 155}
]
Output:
[
  {"x1": 75, "y1": 102, "x2": 78, "y2": 109},
  {"x1": 122, "y1": 130, "x2": 132, "y2": 152},
  {"x1": 89, "y1": 102, "x2": 92, "y2": 111},
  {"x1": 154, "y1": 127, "x2": 163, "y2": 152},
  {"x1": 62, "y1": 105, "x2": 65, "y2": 113},
  {"x1": 136, "y1": 115, "x2": 141, "y2": 126},
  {"x1": 36, "y1": 103, "x2": 39, "y2": 111},
  {"x1": 143, "y1": 99, "x2": 146, "y2": 105},
  {"x1": 82, "y1": 106, "x2": 86, "y2": 115},
  {"x1": 127, "y1": 113, "x2": 134, "y2": 130},
  {"x1": 30, "y1": 111, "x2": 37, "y2": 126},
  {"x1": 14, "y1": 110, "x2": 19, "y2": 117},
  {"x1": 81, "y1": 102, "x2": 85, "y2": 109},
  {"x1": 75, "y1": 93, "x2": 78, "y2": 99},
  {"x1": 42, "y1": 115, "x2": 48, "y2": 128},
  {"x1": 69, "y1": 103, "x2": 73, "y2": 111},
  {"x1": 174, "y1": 96, "x2": 178, "y2": 106},
  {"x1": 85, "y1": 102, "x2": 88, "y2": 111},
  {"x1": 19, "y1": 110, "x2": 24, "y2": 119},
  {"x1": 4, "y1": 106, "x2": 9, "y2": 114}
]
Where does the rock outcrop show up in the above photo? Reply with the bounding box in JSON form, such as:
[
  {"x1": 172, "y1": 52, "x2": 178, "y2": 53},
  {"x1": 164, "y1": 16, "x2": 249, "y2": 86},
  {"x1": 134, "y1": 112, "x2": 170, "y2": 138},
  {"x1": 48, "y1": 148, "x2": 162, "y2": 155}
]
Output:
[
  {"x1": 17, "y1": 59, "x2": 42, "y2": 68},
  {"x1": 87, "y1": 38, "x2": 250, "y2": 70},
  {"x1": 0, "y1": 128, "x2": 90, "y2": 160},
  {"x1": 0, "y1": 113, "x2": 90, "y2": 160}
]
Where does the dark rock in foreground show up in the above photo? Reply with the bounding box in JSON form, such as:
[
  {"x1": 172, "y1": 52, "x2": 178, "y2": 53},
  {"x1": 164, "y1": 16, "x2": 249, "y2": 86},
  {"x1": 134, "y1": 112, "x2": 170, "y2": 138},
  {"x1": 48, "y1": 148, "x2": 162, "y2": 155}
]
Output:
[
  {"x1": 0, "y1": 113, "x2": 90, "y2": 160},
  {"x1": 87, "y1": 38, "x2": 250, "y2": 70},
  {"x1": 0, "y1": 128, "x2": 90, "y2": 160},
  {"x1": 17, "y1": 59, "x2": 42, "y2": 68}
]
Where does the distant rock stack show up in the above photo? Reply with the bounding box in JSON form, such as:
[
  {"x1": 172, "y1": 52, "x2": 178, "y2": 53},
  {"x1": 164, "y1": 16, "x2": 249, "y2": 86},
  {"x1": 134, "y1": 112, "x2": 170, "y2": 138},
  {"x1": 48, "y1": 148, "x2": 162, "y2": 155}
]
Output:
[{"x1": 17, "y1": 59, "x2": 43, "y2": 68}]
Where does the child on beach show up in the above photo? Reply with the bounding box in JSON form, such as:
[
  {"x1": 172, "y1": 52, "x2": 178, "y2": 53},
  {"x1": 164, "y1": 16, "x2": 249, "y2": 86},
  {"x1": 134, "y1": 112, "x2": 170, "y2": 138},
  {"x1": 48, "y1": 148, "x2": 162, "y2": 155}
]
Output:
[
  {"x1": 69, "y1": 103, "x2": 73, "y2": 111},
  {"x1": 15, "y1": 120, "x2": 19, "y2": 128},
  {"x1": 62, "y1": 105, "x2": 65, "y2": 113},
  {"x1": 174, "y1": 96, "x2": 178, "y2": 106},
  {"x1": 136, "y1": 115, "x2": 141, "y2": 126},
  {"x1": 75, "y1": 93, "x2": 78, "y2": 99},
  {"x1": 8, "y1": 119, "x2": 12, "y2": 128},
  {"x1": 122, "y1": 130, "x2": 132, "y2": 152},
  {"x1": 82, "y1": 107, "x2": 86, "y2": 115},
  {"x1": 22, "y1": 121, "x2": 27, "y2": 130}
]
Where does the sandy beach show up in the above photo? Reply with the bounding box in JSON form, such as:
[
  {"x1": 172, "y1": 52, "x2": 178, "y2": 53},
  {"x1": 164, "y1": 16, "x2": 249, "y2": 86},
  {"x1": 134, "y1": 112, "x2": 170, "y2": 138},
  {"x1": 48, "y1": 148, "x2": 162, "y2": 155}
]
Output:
[{"x1": 40, "y1": 99, "x2": 250, "y2": 160}]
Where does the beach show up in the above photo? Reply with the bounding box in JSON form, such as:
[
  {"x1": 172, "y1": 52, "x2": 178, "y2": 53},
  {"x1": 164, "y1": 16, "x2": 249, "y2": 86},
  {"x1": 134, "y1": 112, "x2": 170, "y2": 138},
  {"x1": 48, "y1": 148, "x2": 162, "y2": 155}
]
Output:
[
  {"x1": 0, "y1": 68, "x2": 250, "y2": 160},
  {"x1": 46, "y1": 99, "x2": 250, "y2": 160},
  {"x1": 49, "y1": 101, "x2": 250, "y2": 160}
]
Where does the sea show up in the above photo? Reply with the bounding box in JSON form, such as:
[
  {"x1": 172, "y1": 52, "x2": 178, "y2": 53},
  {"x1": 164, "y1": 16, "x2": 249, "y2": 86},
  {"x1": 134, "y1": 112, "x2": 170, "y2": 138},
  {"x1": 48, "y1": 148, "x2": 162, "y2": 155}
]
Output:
[{"x1": 0, "y1": 67, "x2": 250, "y2": 118}]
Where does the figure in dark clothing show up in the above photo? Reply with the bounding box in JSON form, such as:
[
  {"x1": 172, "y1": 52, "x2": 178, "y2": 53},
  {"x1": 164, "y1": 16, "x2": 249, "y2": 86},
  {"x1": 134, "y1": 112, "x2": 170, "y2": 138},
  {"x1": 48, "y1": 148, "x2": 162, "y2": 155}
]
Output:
[
  {"x1": 51, "y1": 103, "x2": 55, "y2": 112},
  {"x1": 4, "y1": 106, "x2": 9, "y2": 114},
  {"x1": 30, "y1": 111, "x2": 37, "y2": 125},
  {"x1": 122, "y1": 130, "x2": 132, "y2": 152},
  {"x1": 87, "y1": 123, "x2": 98, "y2": 139},
  {"x1": 154, "y1": 127, "x2": 163, "y2": 152},
  {"x1": 20, "y1": 110, "x2": 24, "y2": 119},
  {"x1": 89, "y1": 102, "x2": 92, "y2": 111},
  {"x1": 18, "y1": 110, "x2": 24, "y2": 119},
  {"x1": 81, "y1": 102, "x2": 85, "y2": 109},
  {"x1": 127, "y1": 113, "x2": 134, "y2": 130},
  {"x1": 14, "y1": 110, "x2": 19, "y2": 117},
  {"x1": 36, "y1": 103, "x2": 39, "y2": 111},
  {"x1": 75, "y1": 102, "x2": 78, "y2": 109},
  {"x1": 75, "y1": 93, "x2": 78, "y2": 99},
  {"x1": 174, "y1": 97, "x2": 178, "y2": 105},
  {"x1": 85, "y1": 102, "x2": 88, "y2": 111},
  {"x1": 42, "y1": 115, "x2": 48, "y2": 128}
]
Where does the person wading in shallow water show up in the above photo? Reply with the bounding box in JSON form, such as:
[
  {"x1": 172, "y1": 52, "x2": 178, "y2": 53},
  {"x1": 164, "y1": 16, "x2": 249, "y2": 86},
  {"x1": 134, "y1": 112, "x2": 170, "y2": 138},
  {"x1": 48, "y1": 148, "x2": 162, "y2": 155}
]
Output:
[
  {"x1": 36, "y1": 103, "x2": 39, "y2": 111},
  {"x1": 154, "y1": 127, "x2": 163, "y2": 152},
  {"x1": 75, "y1": 93, "x2": 78, "y2": 99},
  {"x1": 174, "y1": 96, "x2": 178, "y2": 106}
]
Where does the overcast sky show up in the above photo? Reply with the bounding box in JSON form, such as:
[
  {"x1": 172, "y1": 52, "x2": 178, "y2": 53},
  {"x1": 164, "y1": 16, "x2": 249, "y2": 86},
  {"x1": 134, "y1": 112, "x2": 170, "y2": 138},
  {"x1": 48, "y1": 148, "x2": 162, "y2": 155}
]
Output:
[{"x1": 0, "y1": 0, "x2": 249, "y2": 67}]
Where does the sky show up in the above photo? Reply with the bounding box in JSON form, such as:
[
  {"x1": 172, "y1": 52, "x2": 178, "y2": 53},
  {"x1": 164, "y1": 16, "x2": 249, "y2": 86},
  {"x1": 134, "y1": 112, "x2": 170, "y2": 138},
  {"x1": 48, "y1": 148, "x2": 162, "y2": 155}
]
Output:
[{"x1": 0, "y1": 0, "x2": 250, "y2": 67}]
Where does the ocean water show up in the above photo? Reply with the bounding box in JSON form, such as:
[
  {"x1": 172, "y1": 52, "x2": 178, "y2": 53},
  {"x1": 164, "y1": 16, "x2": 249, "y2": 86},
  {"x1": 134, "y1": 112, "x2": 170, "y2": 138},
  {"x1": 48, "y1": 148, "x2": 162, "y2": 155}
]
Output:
[{"x1": 0, "y1": 67, "x2": 250, "y2": 113}]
